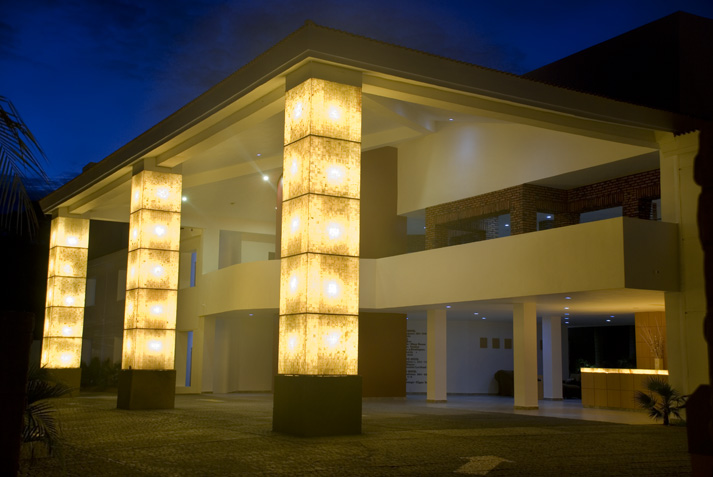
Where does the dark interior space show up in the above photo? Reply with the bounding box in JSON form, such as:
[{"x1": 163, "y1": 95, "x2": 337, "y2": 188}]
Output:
[{"x1": 568, "y1": 325, "x2": 636, "y2": 373}]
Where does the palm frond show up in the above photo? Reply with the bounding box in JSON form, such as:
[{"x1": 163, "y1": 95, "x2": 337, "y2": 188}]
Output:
[
  {"x1": 635, "y1": 378, "x2": 687, "y2": 425},
  {"x1": 21, "y1": 365, "x2": 71, "y2": 455},
  {"x1": 0, "y1": 96, "x2": 50, "y2": 237}
]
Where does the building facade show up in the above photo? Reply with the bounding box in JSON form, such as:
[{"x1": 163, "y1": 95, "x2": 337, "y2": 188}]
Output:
[{"x1": 39, "y1": 19, "x2": 708, "y2": 410}]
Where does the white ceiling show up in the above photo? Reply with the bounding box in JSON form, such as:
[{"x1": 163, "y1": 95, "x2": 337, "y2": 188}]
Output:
[{"x1": 371, "y1": 288, "x2": 664, "y2": 328}]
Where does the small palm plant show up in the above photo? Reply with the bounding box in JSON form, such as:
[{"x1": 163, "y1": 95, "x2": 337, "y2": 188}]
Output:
[
  {"x1": 22, "y1": 365, "x2": 71, "y2": 458},
  {"x1": 634, "y1": 377, "x2": 686, "y2": 425}
]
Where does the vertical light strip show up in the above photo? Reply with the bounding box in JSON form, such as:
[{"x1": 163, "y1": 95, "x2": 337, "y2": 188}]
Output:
[
  {"x1": 41, "y1": 216, "x2": 90, "y2": 368},
  {"x1": 122, "y1": 170, "x2": 182, "y2": 370},
  {"x1": 279, "y1": 77, "x2": 362, "y2": 375}
]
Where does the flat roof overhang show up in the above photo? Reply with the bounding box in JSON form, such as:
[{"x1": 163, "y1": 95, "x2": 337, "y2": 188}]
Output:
[{"x1": 40, "y1": 22, "x2": 699, "y2": 216}]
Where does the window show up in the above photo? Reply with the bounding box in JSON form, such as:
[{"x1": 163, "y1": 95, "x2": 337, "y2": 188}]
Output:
[
  {"x1": 537, "y1": 212, "x2": 554, "y2": 230},
  {"x1": 580, "y1": 206, "x2": 623, "y2": 223},
  {"x1": 190, "y1": 251, "x2": 197, "y2": 287}
]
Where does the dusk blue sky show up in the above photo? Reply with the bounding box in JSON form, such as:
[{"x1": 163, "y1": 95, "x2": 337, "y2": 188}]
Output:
[{"x1": 3, "y1": 1, "x2": 713, "y2": 188}]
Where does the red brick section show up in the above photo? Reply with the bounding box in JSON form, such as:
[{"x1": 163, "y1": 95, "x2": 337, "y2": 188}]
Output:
[
  {"x1": 567, "y1": 169, "x2": 660, "y2": 219},
  {"x1": 425, "y1": 170, "x2": 660, "y2": 249}
]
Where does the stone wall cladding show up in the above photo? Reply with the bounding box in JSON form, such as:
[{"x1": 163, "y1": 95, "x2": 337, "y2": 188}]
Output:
[{"x1": 425, "y1": 170, "x2": 660, "y2": 250}]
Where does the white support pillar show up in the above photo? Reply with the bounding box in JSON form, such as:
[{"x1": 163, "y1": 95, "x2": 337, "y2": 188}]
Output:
[
  {"x1": 427, "y1": 309, "x2": 447, "y2": 402},
  {"x1": 201, "y1": 228, "x2": 220, "y2": 275},
  {"x1": 513, "y1": 302, "x2": 538, "y2": 409},
  {"x1": 659, "y1": 131, "x2": 705, "y2": 395},
  {"x1": 542, "y1": 315, "x2": 563, "y2": 400}
]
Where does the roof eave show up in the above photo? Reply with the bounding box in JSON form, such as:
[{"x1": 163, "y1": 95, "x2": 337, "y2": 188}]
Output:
[{"x1": 40, "y1": 21, "x2": 700, "y2": 214}]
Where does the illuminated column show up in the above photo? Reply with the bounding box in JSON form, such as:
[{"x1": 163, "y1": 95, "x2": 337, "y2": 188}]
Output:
[
  {"x1": 41, "y1": 214, "x2": 89, "y2": 392},
  {"x1": 427, "y1": 309, "x2": 447, "y2": 402},
  {"x1": 513, "y1": 302, "x2": 539, "y2": 409},
  {"x1": 117, "y1": 167, "x2": 181, "y2": 410},
  {"x1": 542, "y1": 315, "x2": 563, "y2": 400},
  {"x1": 273, "y1": 67, "x2": 362, "y2": 436}
]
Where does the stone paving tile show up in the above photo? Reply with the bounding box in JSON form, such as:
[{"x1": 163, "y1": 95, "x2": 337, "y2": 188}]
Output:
[{"x1": 19, "y1": 393, "x2": 691, "y2": 476}]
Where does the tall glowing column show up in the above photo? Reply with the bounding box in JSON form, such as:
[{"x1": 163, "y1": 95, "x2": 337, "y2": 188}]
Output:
[
  {"x1": 273, "y1": 69, "x2": 362, "y2": 436},
  {"x1": 117, "y1": 167, "x2": 181, "y2": 410},
  {"x1": 42, "y1": 215, "x2": 89, "y2": 392}
]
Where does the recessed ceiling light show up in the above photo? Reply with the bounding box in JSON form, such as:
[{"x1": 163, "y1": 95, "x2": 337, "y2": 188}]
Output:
[
  {"x1": 482, "y1": 317, "x2": 486, "y2": 320},
  {"x1": 182, "y1": 196, "x2": 187, "y2": 202},
  {"x1": 565, "y1": 296, "x2": 571, "y2": 300},
  {"x1": 565, "y1": 321, "x2": 569, "y2": 324},
  {"x1": 564, "y1": 307, "x2": 569, "y2": 310},
  {"x1": 446, "y1": 305, "x2": 451, "y2": 309},
  {"x1": 505, "y1": 224, "x2": 510, "y2": 227},
  {"x1": 448, "y1": 118, "x2": 454, "y2": 121},
  {"x1": 473, "y1": 312, "x2": 479, "y2": 315},
  {"x1": 547, "y1": 215, "x2": 552, "y2": 219},
  {"x1": 606, "y1": 319, "x2": 611, "y2": 322},
  {"x1": 249, "y1": 313, "x2": 254, "y2": 316},
  {"x1": 256, "y1": 153, "x2": 262, "y2": 157},
  {"x1": 263, "y1": 174, "x2": 269, "y2": 181}
]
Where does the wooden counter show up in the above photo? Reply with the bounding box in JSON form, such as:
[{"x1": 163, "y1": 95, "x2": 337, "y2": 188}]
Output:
[{"x1": 580, "y1": 368, "x2": 669, "y2": 409}]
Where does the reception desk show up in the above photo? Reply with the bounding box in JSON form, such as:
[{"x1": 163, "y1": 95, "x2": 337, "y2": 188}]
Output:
[{"x1": 580, "y1": 368, "x2": 669, "y2": 409}]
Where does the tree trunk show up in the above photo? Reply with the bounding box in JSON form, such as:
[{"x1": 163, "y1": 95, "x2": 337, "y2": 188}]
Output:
[{"x1": 0, "y1": 312, "x2": 35, "y2": 475}]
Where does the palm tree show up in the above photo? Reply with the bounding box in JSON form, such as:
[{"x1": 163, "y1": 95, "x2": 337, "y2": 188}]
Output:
[
  {"x1": 634, "y1": 377, "x2": 687, "y2": 425},
  {"x1": 0, "y1": 96, "x2": 51, "y2": 475},
  {"x1": 0, "y1": 95, "x2": 49, "y2": 237},
  {"x1": 22, "y1": 365, "x2": 71, "y2": 458}
]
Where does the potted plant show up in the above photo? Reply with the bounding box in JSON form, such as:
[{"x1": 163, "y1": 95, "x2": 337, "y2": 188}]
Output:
[
  {"x1": 634, "y1": 377, "x2": 687, "y2": 425},
  {"x1": 640, "y1": 318, "x2": 665, "y2": 369}
]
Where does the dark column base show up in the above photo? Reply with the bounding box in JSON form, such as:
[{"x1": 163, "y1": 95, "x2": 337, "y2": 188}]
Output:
[
  {"x1": 273, "y1": 375, "x2": 362, "y2": 437},
  {"x1": 117, "y1": 369, "x2": 176, "y2": 410},
  {"x1": 687, "y1": 385, "x2": 713, "y2": 476},
  {"x1": 46, "y1": 368, "x2": 81, "y2": 397}
]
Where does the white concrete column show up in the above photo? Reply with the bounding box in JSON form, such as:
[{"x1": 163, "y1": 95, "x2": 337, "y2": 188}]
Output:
[
  {"x1": 659, "y1": 132, "x2": 705, "y2": 395},
  {"x1": 201, "y1": 228, "x2": 220, "y2": 275},
  {"x1": 542, "y1": 315, "x2": 563, "y2": 400},
  {"x1": 427, "y1": 309, "x2": 447, "y2": 402},
  {"x1": 191, "y1": 315, "x2": 215, "y2": 394},
  {"x1": 513, "y1": 302, "x2": 538, "y2": 409}
]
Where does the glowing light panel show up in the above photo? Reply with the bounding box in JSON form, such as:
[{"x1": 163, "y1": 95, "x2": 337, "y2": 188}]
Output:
[
  {"x1": 122, "y1": 169, "x2": 182, "y2": 370},
  {"x1": 42, "y1": 216, "x2": 89, "y2": 369},
  {"x1": 279, "y1": 76, "x2": 361, "y2": 376}
]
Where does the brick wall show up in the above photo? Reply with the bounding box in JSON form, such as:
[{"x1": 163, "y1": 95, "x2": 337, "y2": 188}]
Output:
[
  {"x1": 425, "y1": 186, "x2": 518, "y2": 249},
  {"x1": 568, "y1": 169, "x2": 660, "y2": 219},
  {"x1": 425, "y1": 170, "x2": 660, "y2": 250}
]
